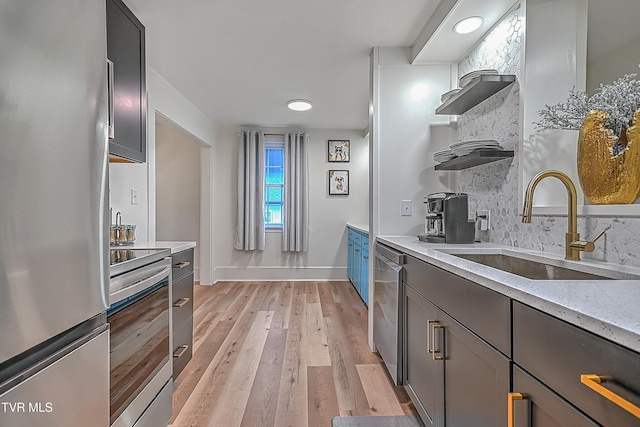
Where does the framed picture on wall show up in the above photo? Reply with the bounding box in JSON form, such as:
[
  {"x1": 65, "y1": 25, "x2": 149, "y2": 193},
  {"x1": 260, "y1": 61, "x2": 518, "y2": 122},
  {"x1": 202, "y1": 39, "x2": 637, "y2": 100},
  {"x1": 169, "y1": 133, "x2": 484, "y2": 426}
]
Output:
[
  {"x1": 329, "y1": 170, "x2": 349, "y2": 195},
  {"x1": 328, "y1": 140, "x2": 350, "y2": 162}
]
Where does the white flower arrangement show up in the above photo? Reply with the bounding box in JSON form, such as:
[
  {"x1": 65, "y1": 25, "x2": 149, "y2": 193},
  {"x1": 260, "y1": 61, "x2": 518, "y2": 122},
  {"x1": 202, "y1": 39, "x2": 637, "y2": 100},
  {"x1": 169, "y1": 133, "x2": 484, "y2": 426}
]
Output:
[{"x1": 534, "y1": 73, "x2": 640, "y2": 139}]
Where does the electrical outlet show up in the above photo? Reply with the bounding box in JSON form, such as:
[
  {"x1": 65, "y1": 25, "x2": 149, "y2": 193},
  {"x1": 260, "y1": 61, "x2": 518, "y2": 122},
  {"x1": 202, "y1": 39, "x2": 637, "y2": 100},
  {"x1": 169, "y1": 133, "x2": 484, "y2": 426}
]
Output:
[
  {"x1": 477, "y1": 209, "x2": 491, "y2": 230},
  {"x1": 401, "y1": 200, "x2": 412, "y2": 216},
  {"x1": 131, "y1": 188, "x2": 138, "y2": 206}
]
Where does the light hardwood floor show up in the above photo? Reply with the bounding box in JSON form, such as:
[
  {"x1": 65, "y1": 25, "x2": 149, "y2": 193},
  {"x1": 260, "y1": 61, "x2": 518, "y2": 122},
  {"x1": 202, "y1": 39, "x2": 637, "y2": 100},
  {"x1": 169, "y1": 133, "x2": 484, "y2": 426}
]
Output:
[{"x1": 169, "y1": 281, "x2": 416, "y2": 427}]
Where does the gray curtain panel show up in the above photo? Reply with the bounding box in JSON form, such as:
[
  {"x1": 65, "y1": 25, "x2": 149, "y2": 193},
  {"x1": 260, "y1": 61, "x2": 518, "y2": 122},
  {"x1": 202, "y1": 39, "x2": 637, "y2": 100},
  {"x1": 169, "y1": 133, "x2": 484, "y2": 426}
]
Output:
[
  {"x1": 282, "y1": 132, "x2": 309, "y2": 252},
  {"x1": 235, "y1": 130, "x2": 266, "y2": 250}
]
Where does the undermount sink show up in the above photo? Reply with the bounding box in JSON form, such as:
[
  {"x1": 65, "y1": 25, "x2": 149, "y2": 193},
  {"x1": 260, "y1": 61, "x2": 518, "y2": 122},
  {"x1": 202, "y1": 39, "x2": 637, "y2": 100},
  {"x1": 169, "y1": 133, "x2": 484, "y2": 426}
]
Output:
[{"x1": 452, "y1": 253, "x2": 613, "y2": 281}]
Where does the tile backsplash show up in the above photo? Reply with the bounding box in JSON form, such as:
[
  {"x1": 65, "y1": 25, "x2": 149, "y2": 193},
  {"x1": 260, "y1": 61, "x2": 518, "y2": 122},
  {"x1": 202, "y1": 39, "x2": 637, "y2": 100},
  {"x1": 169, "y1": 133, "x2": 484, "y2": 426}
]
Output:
[{"x1": 455, "y1": 4, "x2": 640, "y2": 268}]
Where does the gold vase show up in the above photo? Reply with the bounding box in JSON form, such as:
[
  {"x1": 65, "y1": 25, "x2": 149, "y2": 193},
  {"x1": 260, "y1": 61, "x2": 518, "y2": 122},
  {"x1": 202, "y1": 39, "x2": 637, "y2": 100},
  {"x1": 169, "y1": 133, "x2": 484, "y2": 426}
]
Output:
[{"x1": 577, "y1": 109, "x2": 640, "y2": 204}]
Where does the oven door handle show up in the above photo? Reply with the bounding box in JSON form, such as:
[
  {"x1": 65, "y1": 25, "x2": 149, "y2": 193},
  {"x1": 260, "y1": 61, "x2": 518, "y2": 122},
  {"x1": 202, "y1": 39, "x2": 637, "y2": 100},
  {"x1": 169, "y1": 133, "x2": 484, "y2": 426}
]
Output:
[{"x1": 109, "y1": 262, "x2": 171, "y2": 305}]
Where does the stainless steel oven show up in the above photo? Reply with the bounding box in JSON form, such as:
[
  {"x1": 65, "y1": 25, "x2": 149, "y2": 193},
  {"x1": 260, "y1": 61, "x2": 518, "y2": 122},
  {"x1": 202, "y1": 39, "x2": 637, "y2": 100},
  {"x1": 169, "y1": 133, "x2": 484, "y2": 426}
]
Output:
[{"x1": 108, "y1": 250, "x2": 173, "y2": 427}]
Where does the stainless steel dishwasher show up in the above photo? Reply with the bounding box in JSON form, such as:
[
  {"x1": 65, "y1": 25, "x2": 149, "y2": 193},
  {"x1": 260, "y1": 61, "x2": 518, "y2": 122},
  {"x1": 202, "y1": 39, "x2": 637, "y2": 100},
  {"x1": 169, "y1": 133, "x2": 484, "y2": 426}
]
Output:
[{"x1": 373, "y1": 242, "x2": 405, "y2": 386}]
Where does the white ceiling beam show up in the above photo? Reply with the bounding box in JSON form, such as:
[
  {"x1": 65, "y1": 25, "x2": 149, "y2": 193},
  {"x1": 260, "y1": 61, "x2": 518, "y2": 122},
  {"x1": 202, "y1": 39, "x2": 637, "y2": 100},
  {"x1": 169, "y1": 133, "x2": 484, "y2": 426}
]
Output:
[{"x1": 410, "y1": 0, "x2": 460, "y2": 64}]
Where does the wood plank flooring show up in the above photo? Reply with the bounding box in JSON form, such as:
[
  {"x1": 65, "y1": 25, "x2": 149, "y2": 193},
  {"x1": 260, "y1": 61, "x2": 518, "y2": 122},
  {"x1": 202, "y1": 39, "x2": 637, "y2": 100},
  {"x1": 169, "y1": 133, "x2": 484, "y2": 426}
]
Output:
[{"x1": 170, "y1": 281, "x2": 416, "y2": 427}]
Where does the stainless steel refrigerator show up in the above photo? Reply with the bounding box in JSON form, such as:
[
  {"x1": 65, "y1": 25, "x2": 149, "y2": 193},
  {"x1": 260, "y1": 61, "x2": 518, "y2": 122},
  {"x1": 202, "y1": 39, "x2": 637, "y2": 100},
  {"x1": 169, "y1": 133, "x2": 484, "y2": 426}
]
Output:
[{"x1": 0, "y1": 0, "x2": 110, "y2": 425}]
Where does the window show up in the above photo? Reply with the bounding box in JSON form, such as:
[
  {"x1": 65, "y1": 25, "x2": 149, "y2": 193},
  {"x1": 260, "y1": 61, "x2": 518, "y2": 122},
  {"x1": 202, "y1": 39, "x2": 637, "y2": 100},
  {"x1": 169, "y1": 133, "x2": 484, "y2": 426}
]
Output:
[{"x1": 265, "y1": 139, "x2": 284, "y2": 228}]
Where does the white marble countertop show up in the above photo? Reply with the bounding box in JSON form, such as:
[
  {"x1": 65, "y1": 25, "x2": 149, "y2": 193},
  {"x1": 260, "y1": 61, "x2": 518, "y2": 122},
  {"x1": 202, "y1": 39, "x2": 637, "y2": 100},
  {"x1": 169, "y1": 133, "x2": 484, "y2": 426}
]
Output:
[
  {"x1": 377, "y1": 235, "x2": 640, "y2": 353},
  {"x1": 126, "y1": 241, "x2": 196, "y2": 254},
  {"x1": 347, "y1": 223, "x2": 369, "y2": 234}
]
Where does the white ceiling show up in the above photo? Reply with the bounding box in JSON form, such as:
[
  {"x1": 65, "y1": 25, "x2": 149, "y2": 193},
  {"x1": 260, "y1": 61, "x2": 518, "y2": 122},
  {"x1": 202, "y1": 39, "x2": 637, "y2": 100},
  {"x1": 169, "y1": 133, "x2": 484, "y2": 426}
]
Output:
[
  {"x1": 122, "y1": 0, "x2": 640, "y2": 133},
  {"x1": 124, "y1": 0, "x2": 442, "y2": 131}
]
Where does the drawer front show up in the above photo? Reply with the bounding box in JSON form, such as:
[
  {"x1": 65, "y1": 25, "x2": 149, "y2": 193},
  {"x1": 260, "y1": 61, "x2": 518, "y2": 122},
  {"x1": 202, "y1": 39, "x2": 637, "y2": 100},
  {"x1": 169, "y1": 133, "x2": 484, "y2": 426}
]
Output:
[
  {"x1": 172, "y1": 248, "x2": 194, "y2": 282},
  {"x1": 362, "y1": 234, "x2": 369, "y2": 251},
  {"x1": 352, "y1": 232, "x2": 361, "y2": 246},
  {"x1": 404, "y1": 255, "x2": 510, "y2": 356},
  {"x1": 512, "y1": 365, "x2": 599, "y2": 427},
  {"x1": 513, "y1": 301, "x2": 640, "y2": 426},
  {"x1": 172, "y1": 272, "x2": 194, "y2": 332},
  {"x1": 172, "y1": 316, "x2": 193, "y2": 379}
]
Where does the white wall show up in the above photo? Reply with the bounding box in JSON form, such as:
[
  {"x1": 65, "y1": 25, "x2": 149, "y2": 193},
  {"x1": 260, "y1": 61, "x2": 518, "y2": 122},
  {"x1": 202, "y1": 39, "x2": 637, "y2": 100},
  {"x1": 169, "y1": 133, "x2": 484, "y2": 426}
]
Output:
[
  {"x1": 372, "y1": 47, "x2": 456, "y2": 237},
  {"x1": 214, "y1": 126, "x2": 369, "y2": 281},
  {"x1": 368, "y1": 46, "x2": 455, "y2": 350},
  {"x1": 587, "y1": 34, "x2": 640, "y2": 94},
  {"x1": 109, "y1": 66, "x2": 218, "y2": 284},
  {"x1": 521, "y1": 0, "x2": 586, "y2": 207},
  {"x1": 109, "y1": 163, "x2": 149, "y2": 239},
  {"x1": 155, "y1": 120, "x2": 202, "y2": 279},
  {"x1": 457, "y1": 2, "x2": 640, "y2": 268}
]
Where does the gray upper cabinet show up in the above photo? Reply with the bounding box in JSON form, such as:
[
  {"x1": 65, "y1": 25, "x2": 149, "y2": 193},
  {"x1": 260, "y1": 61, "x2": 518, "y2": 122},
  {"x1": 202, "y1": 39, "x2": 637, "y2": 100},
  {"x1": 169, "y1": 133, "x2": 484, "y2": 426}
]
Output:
[{"x1": 106, "y1": 0, "x2": 146, "y2": 163}]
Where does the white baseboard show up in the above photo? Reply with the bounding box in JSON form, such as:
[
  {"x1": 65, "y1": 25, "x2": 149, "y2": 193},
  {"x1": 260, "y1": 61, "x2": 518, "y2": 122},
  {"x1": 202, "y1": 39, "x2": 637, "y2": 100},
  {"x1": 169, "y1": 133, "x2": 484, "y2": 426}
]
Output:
[{"x1": 213, "y1": 266, "x2": 348, "y2": 283}]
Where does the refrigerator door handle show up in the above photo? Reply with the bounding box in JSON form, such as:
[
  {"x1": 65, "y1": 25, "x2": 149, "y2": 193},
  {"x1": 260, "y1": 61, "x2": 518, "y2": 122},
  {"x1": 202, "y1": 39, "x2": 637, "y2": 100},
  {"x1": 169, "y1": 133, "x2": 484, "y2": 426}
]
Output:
[
  {"x1": 100, "y1": 61, "x2": 111, "y2": 310},
  {"x1": 107, "y1": 60, "x2": 114, "y2": 140}
]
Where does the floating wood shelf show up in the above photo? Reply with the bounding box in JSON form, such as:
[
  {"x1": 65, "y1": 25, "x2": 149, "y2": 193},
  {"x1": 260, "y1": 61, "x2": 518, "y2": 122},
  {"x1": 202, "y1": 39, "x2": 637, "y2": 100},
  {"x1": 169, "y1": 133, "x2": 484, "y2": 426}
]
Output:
[
  {"x1": 436, "y1": 75, "x2": 517, "y2": 115},
  {"x1": 435, "y1": 150, "x2": 515, "y2": 171}
]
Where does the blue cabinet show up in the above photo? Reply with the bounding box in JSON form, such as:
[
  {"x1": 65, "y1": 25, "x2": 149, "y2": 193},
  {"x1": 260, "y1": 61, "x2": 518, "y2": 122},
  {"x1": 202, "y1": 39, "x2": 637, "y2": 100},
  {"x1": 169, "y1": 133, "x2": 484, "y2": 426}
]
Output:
[
  {"x1": 360, "y1": 247, "x2": 369, "y2": 305},
  {"x1": 347, "y1": 226, "x2": 369, "y2": 305},
  {"x1": 347, "y1": 230, "x2": 355, "y2": 282}
]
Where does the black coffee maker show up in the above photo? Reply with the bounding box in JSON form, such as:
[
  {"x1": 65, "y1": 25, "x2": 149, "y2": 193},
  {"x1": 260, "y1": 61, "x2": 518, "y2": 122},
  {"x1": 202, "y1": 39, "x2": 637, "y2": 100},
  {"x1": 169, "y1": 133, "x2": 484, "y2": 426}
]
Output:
[{"x1": 422, "y1": 193, "x2": 475, "y2": 244}]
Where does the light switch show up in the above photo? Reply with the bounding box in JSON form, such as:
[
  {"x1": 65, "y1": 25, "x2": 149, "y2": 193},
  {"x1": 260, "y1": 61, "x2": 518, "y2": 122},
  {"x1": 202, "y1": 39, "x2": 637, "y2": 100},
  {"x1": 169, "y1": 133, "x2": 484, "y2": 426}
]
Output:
[
  {"x1": 131, "y1": 188, "x2": 138, "y2": 206},
  {"x1": 401, "y1": 200, "x2": 412, "y2": 216}
]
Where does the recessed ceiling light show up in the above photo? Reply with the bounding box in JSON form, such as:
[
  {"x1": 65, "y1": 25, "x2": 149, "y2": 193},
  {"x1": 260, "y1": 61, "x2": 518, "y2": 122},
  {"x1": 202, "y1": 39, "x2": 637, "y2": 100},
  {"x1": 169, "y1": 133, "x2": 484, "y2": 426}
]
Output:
[
  {"x1": 287, "y1": 99, "x2": 313, "y2": 111},
  {"x1": 453, "y1": 16, "x2": 484, "y2": 34}
]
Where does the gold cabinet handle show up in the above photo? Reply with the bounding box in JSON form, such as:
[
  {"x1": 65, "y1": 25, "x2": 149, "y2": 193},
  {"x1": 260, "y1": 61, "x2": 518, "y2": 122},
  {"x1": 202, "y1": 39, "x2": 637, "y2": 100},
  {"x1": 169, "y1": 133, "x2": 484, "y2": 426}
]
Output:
[
  {"x1": 581, "y1": 374, "x2": 640, "y2": 418},
  {"x1": 173, "y1": 345, "x2": 189, "y2": 359},
  {"x1": 173, "y1": 261, "x2": 191, "y2": 269},
  {"x1": 508, "y1": 392, "x2": 524, "y2": 427},
  {"x1": 432, "y1": 324, "x2": 444, "y2": 361},
  {"x1": 173, "y1": 297, "x2": 190, "y2": 308},
  {"x1": 427, "y1": 320, "x2": 438, "y2": 354}
]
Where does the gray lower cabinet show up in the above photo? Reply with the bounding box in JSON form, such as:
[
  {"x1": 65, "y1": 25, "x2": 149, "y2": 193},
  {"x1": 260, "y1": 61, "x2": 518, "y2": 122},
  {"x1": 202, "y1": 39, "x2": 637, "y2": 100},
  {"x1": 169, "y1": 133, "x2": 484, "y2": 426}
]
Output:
[
  {"x1": 405, "y1": 283, "x2": 510, "y2": 427},
  {"x1": 402, "y1": 253, "x2": 640, "y2": 427},
  {"x1": 403, "y1": 255, "x2": 510, "y2": 356},
  {"x1": 442, "y1": 308, "x2": 509, "y2": 427},
  {"x1": 513, "y1": 301, "x2": 640, "y2": 427},
  {"x1": 405, "y1": 285, "x2": 443, "y2": 427},
  {"x1": 171, "y1": 249, "x2": 194, "y2": 378},
  {"x1": 512, "y1": 365, "x2": 599, "y2": 427}
]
